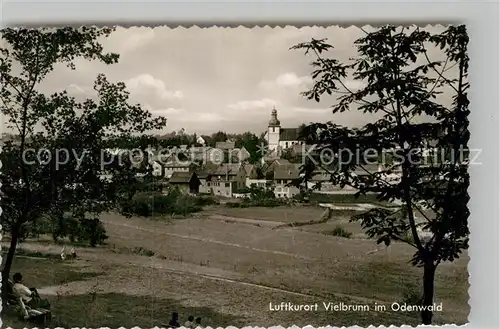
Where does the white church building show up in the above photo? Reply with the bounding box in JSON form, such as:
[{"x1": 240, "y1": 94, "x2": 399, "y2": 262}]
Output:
[{"x1": 263, "y1": 107, "x2": 305, "y2": 158}]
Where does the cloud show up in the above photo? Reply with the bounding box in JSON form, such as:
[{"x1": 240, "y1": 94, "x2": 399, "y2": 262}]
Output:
[
  {"x1": 197, "y1": 113, "x2": 228, "y2": 122},
  {"x1": 290, "y1": 107, "x2": 331, "y2": 114},
  {"x1": 125, "y1": 74, "x2": 184, "y2": 101},
  {"x1": 149, "y1": 107, "x2": 185, "y2": 116},
  {"x1": 259, "y1": 72, "x2": 312, "y2": 90},
  {"x1": 227, "y1": 98, "x2": 276, "y2": 111},
  {"x1": 16, "y1": 25, "x2": 446, "y2": 136},
  {"x1": 112, "y1": 28, "x2": 156, "y2": 54}
]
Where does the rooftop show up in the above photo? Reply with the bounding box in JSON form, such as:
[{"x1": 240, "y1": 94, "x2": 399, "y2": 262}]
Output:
[
  {"x1": 215, "y1": 141, "x2": 235, "y2": 150},
  {"x1": 169, "y1": 171, "x2": 196, "y2": 184},
  {"x1": 274, "y1": 166, "x2": 301, "y2": 180}
]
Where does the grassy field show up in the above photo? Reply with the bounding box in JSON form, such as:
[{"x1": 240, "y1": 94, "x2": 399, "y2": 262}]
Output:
[{"x1": 1, "y1": 204, "x2": 469, "y2": 327}]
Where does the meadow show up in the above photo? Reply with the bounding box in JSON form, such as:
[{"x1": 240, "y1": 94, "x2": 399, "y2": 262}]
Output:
[{"x1": 2, "y1": 203, "x2": 469, "y2": 328}]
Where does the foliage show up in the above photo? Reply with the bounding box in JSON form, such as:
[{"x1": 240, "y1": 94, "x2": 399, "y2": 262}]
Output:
[
  {"x1": 25, "y1": 212, "x2": 108, "y2": 246},
  {"x1": 327, "y1": 226, "x2": 353, "y2": 238},
  {"x1": 0, "y1": 27, "x2": 167, "y2": 293},
  {"x1": 307, "y1": 192, "x2": 385, "y2": 204},
  {"x1": 234, "y1": 131, "x2": 267, "y2": 164},
  {"x1": 281, "y1": 148, "x2": 303, "y2": 163},
  {"x1": 402, "y1": 284, "x2": 424, "y2": 306},
  {"x1": 226, "y1": 185, "x2": 287, "y2": 208},
  {"x1": 293, "y1": 25, "x2": 469, "y2": 324},
  {"x1": 120, "y1": 189, "x2": 211, "y2": 217}
]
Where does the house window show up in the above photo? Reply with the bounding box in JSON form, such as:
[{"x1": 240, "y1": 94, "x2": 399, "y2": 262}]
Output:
[
  {"x1": 225, "y1": 183, "x2": 230, "y2": 187},
  {"x1": 272, "y1": 127, "x2": 275, "y2": 132},
  {"x1": 285, "y1": 142, "x2": 288, "y2": 148}
]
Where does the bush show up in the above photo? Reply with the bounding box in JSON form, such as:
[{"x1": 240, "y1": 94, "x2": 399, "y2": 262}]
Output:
[
  {"x1": 402, "y1": 284, "x2": 423, "y2": 306},
  {"x1": 132, "y1": 247, "x2": 156, "y2": 257},
  {"x1": 195, "y1": 195, "x2": 218, "y2": 206},
  {"x1": 235, "y1": 187, "x2": 251, "y2": 194},
  {"x1": 225, "y1": 198, "x2": 284, "y2": 208},
  {"x1": 120, "y1": 189, "x2": 209, "y2": 217},
  {"x1": 327, "y1": 225, "x2": 353, "y2": 238},
  {"x1": 226, "y1": 202, "x2": 244, "y2": 208},
  {"x1": 49, "y1": 213, "x2": 108, "y2": 247},
  {"x1": 174, "y1": 195, "x2": 202, "y2": 215}
]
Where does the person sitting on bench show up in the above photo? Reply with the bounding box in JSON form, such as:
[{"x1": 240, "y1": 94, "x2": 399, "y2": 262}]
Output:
[{"x1": 12, "y1": 272, "x2": 50, "y2": 309}]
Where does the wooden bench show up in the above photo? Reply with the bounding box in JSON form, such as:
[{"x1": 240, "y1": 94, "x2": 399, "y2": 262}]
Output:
[{"x1": 6, "y1": 280, "x2": 52, "y2": 325}]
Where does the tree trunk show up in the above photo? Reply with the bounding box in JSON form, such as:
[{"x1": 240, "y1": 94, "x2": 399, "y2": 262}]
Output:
[
  {"x1": 1, "y1": 228, "x2": 20, "y2": 304},
  {"x1": 421, "y1": 262, "x2": 437, "y2": 324}
]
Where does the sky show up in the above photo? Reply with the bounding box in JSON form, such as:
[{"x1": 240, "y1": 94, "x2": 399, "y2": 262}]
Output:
[{"x1": 32, "y1": 25, "x2": 449, "y2": 136}]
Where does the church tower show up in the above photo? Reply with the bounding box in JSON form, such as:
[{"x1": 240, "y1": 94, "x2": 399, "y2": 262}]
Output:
[{"x1": 267, "y1": 106, "x2": 281, "y2": 155}]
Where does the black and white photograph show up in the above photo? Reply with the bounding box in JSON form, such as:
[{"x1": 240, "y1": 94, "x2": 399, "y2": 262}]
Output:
[{"x1": 1, "y1": 25, "x2": 470, "y2": 328}]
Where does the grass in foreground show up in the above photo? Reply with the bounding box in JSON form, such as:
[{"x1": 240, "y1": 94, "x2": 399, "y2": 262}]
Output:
[{"x1": 2, "y1": 243, "x2": 467, "y2": 327}]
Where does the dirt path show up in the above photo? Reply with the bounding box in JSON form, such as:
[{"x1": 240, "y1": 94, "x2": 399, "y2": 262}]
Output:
[{"x1": 209, "y1": 214, "x2": 283, "y2": 227}]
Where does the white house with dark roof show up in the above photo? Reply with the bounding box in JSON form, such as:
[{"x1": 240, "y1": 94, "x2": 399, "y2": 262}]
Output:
[
  {"x1": 196, "y1": 135, "x2": 206, "y2": 146},
  {"x1": 263, "y1": 107, "x2": 305, "y2": 158},
  {"x1": 273, "y1": 165, "x2": 301, "y2": 198},
  {"x1": 198, "y1": 163, "x2": 247, "y2": 197}
]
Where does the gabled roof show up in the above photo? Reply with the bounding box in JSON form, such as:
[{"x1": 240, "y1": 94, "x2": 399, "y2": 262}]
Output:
[
  {"x1": 169, "y1": 171, "x2": 198, "y2": 184},
  {"x1": 215, "y1": 141, "x2": 235, "y2": 150},
  {"x1": 202, "y1": 163, "x2": 242, "y2": 176},
  {"x1": 243, "y1": 164, "x2": 255, "y2": 175},
  {"x1": 280, "y1": 128, "x2": 301, "y2": 141},
  {"x1": 263, "y1": 159, "x2": 296, "y2": 174},
  {"x1": 274, "y1": 166, "x2": 301, "y2": 180},
  {"x1": 196, "y1": 171, "x2": 208, "y2": 179}
]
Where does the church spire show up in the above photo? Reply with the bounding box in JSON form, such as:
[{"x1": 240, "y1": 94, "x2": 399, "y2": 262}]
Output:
[{"x1": 268, "y1": 106, "x2": 280, "y2": 126}]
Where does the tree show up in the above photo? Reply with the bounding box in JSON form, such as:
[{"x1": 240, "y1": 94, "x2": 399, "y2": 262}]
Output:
[
  {"x1": 0, "y1": 27, "x2": 167, "y2": 299},
  {"x1": 209, "y1": 131, "x2": 228, "y2": 146},
  {"x1": 293, "y1": 25, "x2": 469, "y2": 324},
  {"x1": 234, "y1": 131, "x2": 264, "y2": 164}
]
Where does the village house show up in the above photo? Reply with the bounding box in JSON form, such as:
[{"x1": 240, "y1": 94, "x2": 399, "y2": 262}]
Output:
[
  {"x1": 188, "y1": 146, "x2": 215, "y2": 164},
  {"x1": 246, "y1": 178, "x2": 271, "y2": 189},
  {"x1": 197, "y1": 171, "x2": 210, "y2": 194},
  {"x1": 229, "y1": 146, "x2": 251, "y2": 163},
  {"x1": 196, "y1": 135, "x2": 206, "y2": 146},
  {"x1": 306, "y1": 163, "x2": 399, "y2": 192},
  {"x1": 307, "y1": 171, "x2": 333, "y2": 191},
  {"x1": 151, "y1": 160, "x2": 164, "y2": 177},
  {"x1": 243, "y1": 164, "x2": 268, "y2": 188},
  {"x1": 262, "y1": 159, "x2": 299, "y2": 178},
  {"x1": 163, "y1": 160, "x2": 192, "y2": 178},
  {"x1": 168, "y1": 171, "x2": 201, "y2": 194},
  {"x1": 199, "y1": 163, "x2": 247, "y2": 197},
  {"x1": 273, "y1": 166, "x2": 301, "y2": 199}
]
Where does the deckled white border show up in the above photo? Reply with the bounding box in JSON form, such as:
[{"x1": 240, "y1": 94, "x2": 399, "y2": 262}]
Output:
[{"x1": 0, "y1": 1, "x2": 499, "y2": 329}]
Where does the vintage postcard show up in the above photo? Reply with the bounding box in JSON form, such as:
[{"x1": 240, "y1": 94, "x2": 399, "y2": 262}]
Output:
[{"x1": 0, "y1": 25, "x2": 469, "y2": 328}]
